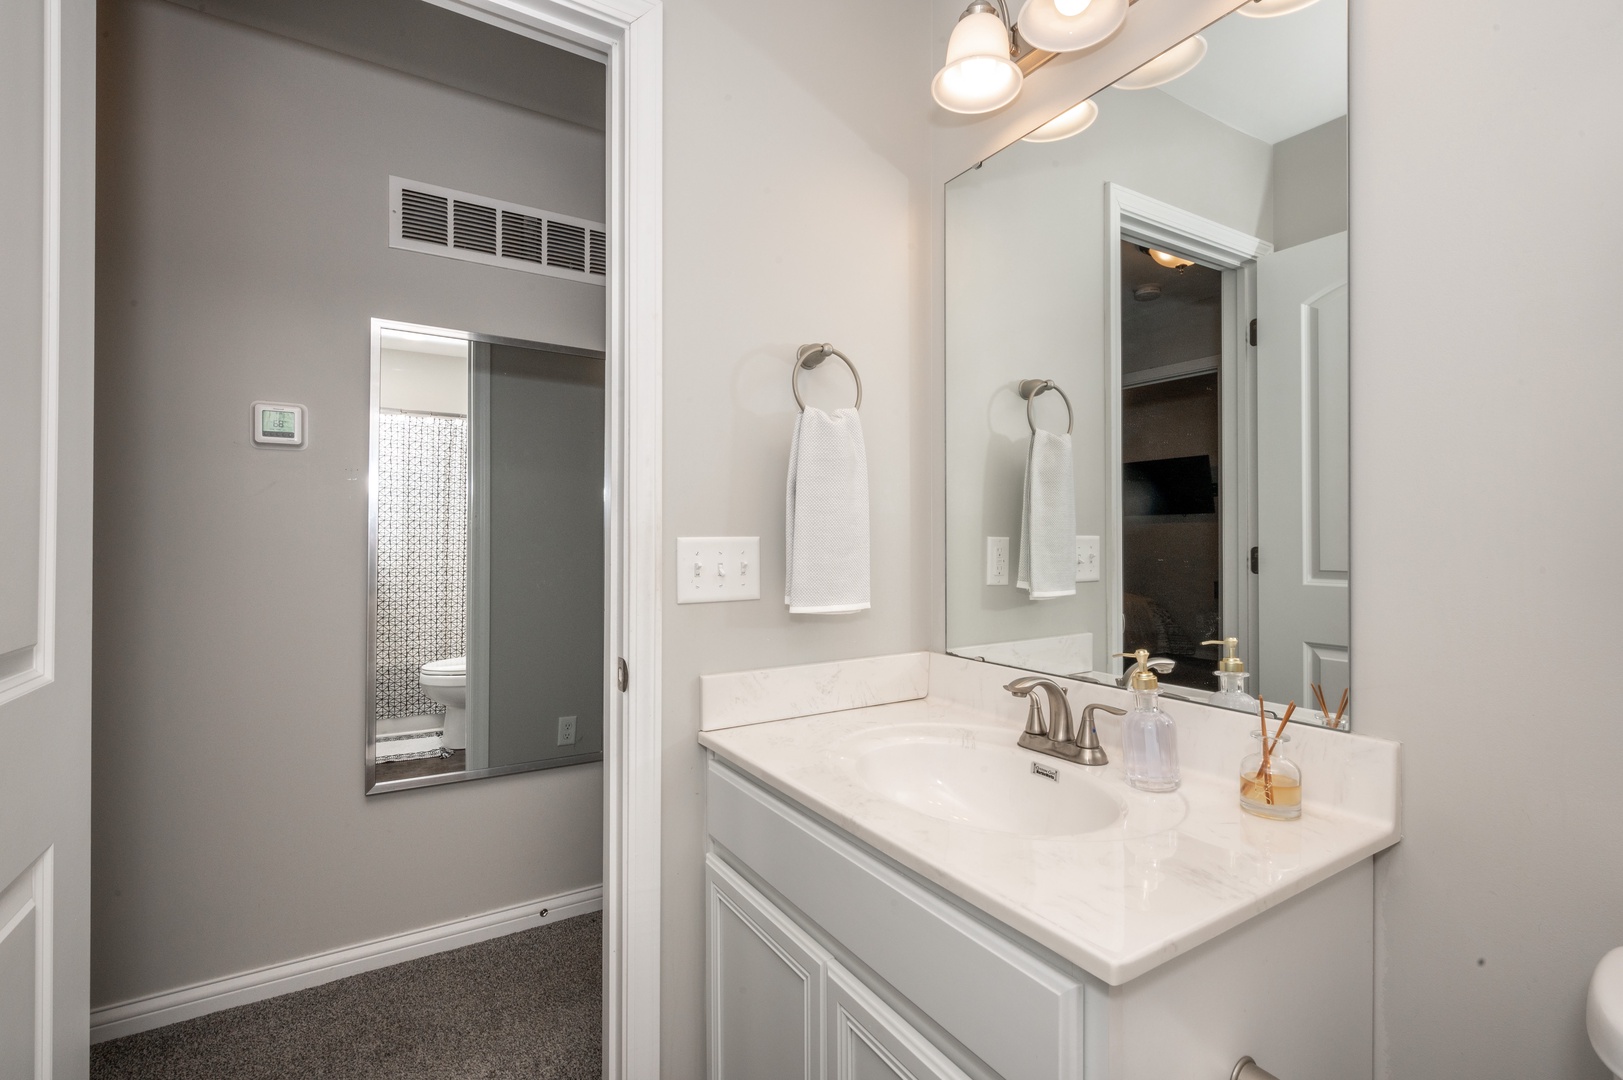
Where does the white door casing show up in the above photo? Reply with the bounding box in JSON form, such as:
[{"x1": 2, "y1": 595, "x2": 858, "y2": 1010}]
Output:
[
  {"x1": 1256, "y1": 231, "x2": 1350, "y2": 710},
  {"x1": 1104, "y1": 184, "x2": 1270, "y2": 678},
  {"x1": 426, "y1": 1, "x2": 665, "y2": 1076},
  {"x1": 0, "y1": 0, "x2": 94, "y2": 1075}
]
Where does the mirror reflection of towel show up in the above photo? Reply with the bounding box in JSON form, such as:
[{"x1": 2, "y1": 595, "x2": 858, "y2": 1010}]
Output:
[
  {"x1": 1017, "y1": 429, "x2": 1076, "y2": 600},
  {"x1": 785, "y1": 407, "x2": 871, "y2": 614}
]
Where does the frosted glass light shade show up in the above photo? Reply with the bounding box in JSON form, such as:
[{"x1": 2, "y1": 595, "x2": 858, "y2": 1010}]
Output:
[
  {"x1": 1021, "y1": 99, "x2": 1099, "y2": 142},
  {"x1": 1016, "y1": 0, "x2": 1127, "y2": 53},
  {"x1": 1113, "y1": 34, "x2": 1207, "y2": 90},
  {"x1": 1236, "y1": 0, "x2": 1322, "y2": 15},
  {"x1": 933, "y1": 12, "x2": 1023, "y2": 114}
]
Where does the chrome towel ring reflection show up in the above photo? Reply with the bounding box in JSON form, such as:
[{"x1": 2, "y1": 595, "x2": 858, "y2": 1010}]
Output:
[
  {"x1": 1019, "y1": 378, "x2": 1073, "y2": 435},
  {"x1": 793, "y1": 343, "x2": 863, "y2": 412}
]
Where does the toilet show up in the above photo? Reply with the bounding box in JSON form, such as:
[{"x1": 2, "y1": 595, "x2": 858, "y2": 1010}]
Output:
[
  {"x1": 419, "y1": 656, "x2": 467, "y2": 751},
  {"x1": 1589, "y1": 948, "x2": 1623, "y2": 1077}
]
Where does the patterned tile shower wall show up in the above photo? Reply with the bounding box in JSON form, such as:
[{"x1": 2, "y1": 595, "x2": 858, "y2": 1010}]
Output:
[{"x1": 375, "y1": 412, "x2": 468, "y2": 724}]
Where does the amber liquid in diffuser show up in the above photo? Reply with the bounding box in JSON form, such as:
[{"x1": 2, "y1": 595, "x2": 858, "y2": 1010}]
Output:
[{"x1": 1240, "y1": 771, "x2": 1302, "y2": 819}]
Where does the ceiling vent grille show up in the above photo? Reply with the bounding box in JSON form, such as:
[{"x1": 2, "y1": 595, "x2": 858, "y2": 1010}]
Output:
[{"x1": 389, "y1": 177, "x2": 606, "y2": 286}]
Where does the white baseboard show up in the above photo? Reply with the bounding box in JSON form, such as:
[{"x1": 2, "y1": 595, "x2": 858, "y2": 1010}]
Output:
[{"x1": 90, "y1": 883, "x2": 603, "y2": 1044}]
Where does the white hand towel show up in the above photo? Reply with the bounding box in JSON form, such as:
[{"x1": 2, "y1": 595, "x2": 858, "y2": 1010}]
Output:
[
  {"x1": 1016, "y1": 428, "x2": 1076, "y2": 600},
  {"x1": 785, "y1": 407, "x2": 870, "y2": 614}
]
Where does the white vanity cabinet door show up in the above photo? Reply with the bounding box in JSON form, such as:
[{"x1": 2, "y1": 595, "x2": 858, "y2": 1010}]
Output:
[
  {"x1": 828, "y1": 963, "x2": 977, "y2": 1080},
  {"x1": 707, "y1": 855, "x2": 825, "y2": 1080}
]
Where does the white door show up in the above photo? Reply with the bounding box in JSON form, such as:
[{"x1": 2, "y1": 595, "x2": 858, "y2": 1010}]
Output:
[
  {"x1": 1256, "y1": 231, "x2": 1350, "y2": 710},
  {"x1": 826, "y1": 965, "x2": 973, "y2": 1080},
  {"x1": 0, "y1": 0, "x2": 94, "y2": 1075}
]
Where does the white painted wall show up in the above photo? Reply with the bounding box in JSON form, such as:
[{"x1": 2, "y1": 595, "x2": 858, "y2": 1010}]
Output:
[
  {"x1": 1353, "y1": 0, "x2": 1623, "y2": 1076},
  {"x1": 660, "y1": 0, "x2": 935, "y2": 1074},
  {"x1": 93, "y1": 0, "x2": 606, "y2": 1011},
  {"x1": 944, "y1": 87, "x2": 1274, "y2": 667}
]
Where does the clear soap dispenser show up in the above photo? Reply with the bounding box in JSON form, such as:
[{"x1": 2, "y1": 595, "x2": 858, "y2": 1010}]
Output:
[
  {"x1": 1115, "y1": 649, "x2": 1180, "y2": 793},
  {"x1": 1202, "y1": 637, "x2": 1259, "y2": 713}
]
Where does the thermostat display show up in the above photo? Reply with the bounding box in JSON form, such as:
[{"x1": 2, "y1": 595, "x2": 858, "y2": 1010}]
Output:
[{"x1": 252, "y1": 401, "x2": 305, "y2": 447}]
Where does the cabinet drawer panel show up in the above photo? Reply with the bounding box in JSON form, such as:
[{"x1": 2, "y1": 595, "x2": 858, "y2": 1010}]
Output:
[{"x1": 708, "y1": 759, "x2": 1083, "y2": 1080}]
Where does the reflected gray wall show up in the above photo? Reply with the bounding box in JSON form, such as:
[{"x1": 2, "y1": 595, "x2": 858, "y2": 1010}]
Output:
[
  {"x1": 93, "y1": 0, "x2": 605, "y2": 1009},
  {"x1": 1273, "y1": 115, "x2": 1348, "y2": 250},
  {"x1": 478, "y1": 344, "x2": 605, "y2": 769}
]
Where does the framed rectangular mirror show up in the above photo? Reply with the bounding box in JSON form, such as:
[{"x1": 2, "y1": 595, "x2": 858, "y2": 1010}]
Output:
[
  {"x1": 945, "y1": 0, "x2": 1349, "y2": 727},
  {"x1": 367, "y1": 319, "x2": 607, "y2": 791}
]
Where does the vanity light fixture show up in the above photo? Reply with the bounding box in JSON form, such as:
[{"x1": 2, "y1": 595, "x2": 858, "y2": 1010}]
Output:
[
  {"x1": 1016, "y1": 0, "x2": 1128, "y2": 54},
  {"x1": 1021, "y1": 98, "x2": 1099, "y2": 142},
  {"x1": 1147, "y1": 248, "x2": 1195, "y2": 270},
  {"x1": 1113, "y1": 33, "x2": 1207, "y2": 89},
  {"x1": 1236, "y1": 0, "x2": 1322, "y2": 16},
  {"x1": 932, "y1": 0, "x2": 1025, "y2": 114}
]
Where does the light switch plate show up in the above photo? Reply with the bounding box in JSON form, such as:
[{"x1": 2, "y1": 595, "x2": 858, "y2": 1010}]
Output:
[
  {"x1": 1075, "y1": 535, "x2": 1100, "y2": 582},
  {"x1": 986, "y1": 537, "x2": 1009, "y2": 586},
  {"x1": 677, "y1": 537, "x2": 761, "y2": 603}
]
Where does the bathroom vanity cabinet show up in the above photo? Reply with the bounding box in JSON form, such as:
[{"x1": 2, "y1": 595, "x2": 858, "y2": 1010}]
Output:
[{"x1": 706, "y1": 758, "x2": 1376, "y2": 1080}]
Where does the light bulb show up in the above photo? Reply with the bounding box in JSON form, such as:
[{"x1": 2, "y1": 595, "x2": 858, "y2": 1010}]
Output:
[
  {"x1": 1021, "y1": 98, "x2": 1099, "y2": 143},
  {"x1": 1016, "y1": 0, "x2": 1126, "y2": 53},
  {"x1": 1113, "y1": 34, "x2": 1207, "y2": 90}
]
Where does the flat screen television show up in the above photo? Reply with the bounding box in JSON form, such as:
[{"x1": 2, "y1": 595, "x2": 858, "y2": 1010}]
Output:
[{"x1": 1122, "y1": 455, "x2": 1216, "y2": 516}]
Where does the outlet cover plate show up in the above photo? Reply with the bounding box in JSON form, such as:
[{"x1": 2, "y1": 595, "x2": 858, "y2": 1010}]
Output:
[
  {"x1": 986, "y1": 537, "x2": 1009, "y2": 586},
  {"x1": 677, "y1": 537, "x2": 762, "y2": 603}
]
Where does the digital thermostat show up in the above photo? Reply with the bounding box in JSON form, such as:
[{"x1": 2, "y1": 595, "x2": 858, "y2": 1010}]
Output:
[{"x1": 252, "y1": 401, "x2": 305, "y2": 447}]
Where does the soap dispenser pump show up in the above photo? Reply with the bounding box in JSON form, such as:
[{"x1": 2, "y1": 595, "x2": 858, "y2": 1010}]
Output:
[
  {"x1": 1115, "y1": 649, "x2": 1181, "y2": 793},
  {"x1": 1202, "y1": 637, "x2": 1260, "y2": 713}
]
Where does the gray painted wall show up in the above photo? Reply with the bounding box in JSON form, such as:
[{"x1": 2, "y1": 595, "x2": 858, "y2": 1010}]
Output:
[
  {"x1": 1354, "y1": 0, "x2": 1623, "y2": 1076},
  {"x1": 660, "y1": 0, "x2": 935, "y2": 1073},
  {"x1": 1273, "y1": 115, "x2": 1348, "y2": 251},
  {"x1": 93, "y1": 0, "x2": 605, "y2": 1008}
]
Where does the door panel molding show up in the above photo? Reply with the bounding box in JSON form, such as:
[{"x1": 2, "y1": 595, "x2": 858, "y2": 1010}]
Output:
[
  {"x1": 0, "y1": 849, "x2": 54, "y2": 1079},
  {"x1": 0, "y1": 0, "x2": 63, "y2": 709}
]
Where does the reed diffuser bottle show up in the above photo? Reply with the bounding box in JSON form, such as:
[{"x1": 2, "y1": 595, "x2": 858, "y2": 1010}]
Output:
[
  {"x1": 1115, "y1": 649, "x2": 1180, "y2": 793},
  {"x1": 1240, "y1": 705, "x2": 1302, "y2": 820},
  {"x1": 1202, "y1": 636, "x2": 1259, "y2": 713}
]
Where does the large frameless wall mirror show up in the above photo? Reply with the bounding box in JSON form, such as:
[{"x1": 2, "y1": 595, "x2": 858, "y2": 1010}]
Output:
[
  {"x1": 367, "y1": 320, "x2": 606, "y2": 791},
  {"x1": 945, "y1": 0, "x2": 1350, "y2": 727}
]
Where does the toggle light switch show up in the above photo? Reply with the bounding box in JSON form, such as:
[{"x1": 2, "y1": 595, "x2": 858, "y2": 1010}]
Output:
[
  {"x1": 676, "y1": 538, "x2": 761, "y2": 603},
  {"x1": 1075, "y1": 535, "x2": 1100, "y2": 582}
]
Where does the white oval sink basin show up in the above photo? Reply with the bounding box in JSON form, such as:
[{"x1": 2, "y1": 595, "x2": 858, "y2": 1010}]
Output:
[{"x1": 849, "y1": 727, "x2": 1124, "y2": 838}]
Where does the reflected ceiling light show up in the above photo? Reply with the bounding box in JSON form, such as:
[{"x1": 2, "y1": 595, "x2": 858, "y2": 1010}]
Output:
[
  {"x1": 1236, "y1": 0, "x2": 1322, "y2": 16},
  {"x1": 1147, "y1": 248, "x2": 1195, "y2": 270},
  {"x1": 1112, "y1": 34, "x2": 1207, "y2": 90},
  {"x1": 1016, "y1": 0, "x2": 1128, "y2": 53},
  {"x1": 933, "y1": 1, "x2": 1024, "y2": 114},
  {"x1": 1021, "y1": 99, "x2": 1099, "y2": 142}
]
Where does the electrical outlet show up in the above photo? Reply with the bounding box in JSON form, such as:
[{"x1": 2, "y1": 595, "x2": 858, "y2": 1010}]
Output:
[
  {"x1": 1075, "y1": 535, "x2": 1100, "y2": 582},
  {"x1": 557, "y1": 715, "x2": 577, "y2": 746},
  {"x1": 676, "y1": 537, "x2": 762, "y2": 603},
  {"x1": 986, "y1": 537, "x2": 1009, "y2": 585}
]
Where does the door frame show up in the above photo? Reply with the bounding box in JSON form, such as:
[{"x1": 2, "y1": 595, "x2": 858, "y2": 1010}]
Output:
[
  {"x1": 427, "y1": 1, "x2": 664, "y2": 1076},
  {"x1": 1103, "y1": 183, "x2": 1269, "y2": 679}
]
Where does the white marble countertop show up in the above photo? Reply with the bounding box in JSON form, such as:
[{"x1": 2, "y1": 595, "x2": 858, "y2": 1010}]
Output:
[{"x1": 699, "y1": 652, "x2": 1400, "y2": 986}]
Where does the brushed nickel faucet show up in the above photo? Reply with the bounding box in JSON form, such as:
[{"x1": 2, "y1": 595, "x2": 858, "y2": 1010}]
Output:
[{"x1": 1003, "y1": 677, "x2": 1123, "y2": 766}]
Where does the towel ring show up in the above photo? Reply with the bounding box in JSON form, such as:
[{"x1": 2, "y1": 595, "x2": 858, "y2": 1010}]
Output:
[
  {"x1": 1019, "y1": 379, "x2": 1073, "y2": 435},
  {"x1": 793, "y1": 343, "x2": 862, "y2": 412}
]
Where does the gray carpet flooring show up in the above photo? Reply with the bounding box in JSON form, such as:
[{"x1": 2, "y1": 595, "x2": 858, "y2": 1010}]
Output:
[{"x1": 91, "y1": 911, "x2": 602, "y2": 1080}]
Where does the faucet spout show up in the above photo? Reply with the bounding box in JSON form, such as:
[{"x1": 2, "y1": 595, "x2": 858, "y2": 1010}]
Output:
[{"x1": 1003, "y1": 677, "x2": 1075, "y2": 752}]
